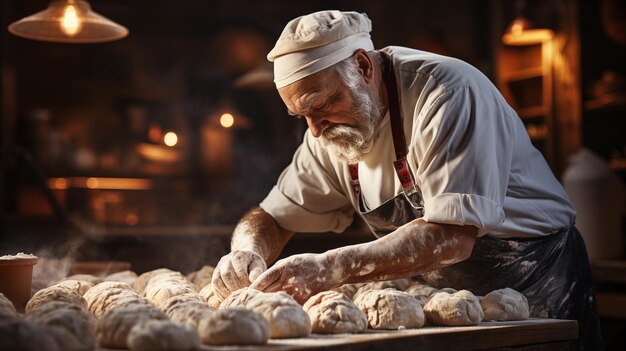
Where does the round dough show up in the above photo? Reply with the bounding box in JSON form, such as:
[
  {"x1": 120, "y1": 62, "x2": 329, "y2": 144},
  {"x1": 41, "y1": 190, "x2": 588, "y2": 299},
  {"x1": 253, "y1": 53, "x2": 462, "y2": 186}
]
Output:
[
  {"x1": 105, "y1": 270, "x2": 138, "y2": 286},
  {"x1": 25, "y1": 286, "x2": 87, "y2": 312},
  {"x1": 65, "y1": 274, "x2": 103, "y2": 285},
  {"x1": 84, "y1": 283, "x2": 144, "y2": 318},
  {"x1": 331, "y1": 283, "x2": 364, "y2": 299},
  {"x1": 245, "y1": 291, "x2": 311, "y2": 338},
  {"x1": 96, "y1": 304, "x2": 168, "y2": 349},
  {"x1": 405, "y1": 283, "x2": 439, "y2": 307},
  {"x1": 423, "y1": 289, "x2": 484, "y2": 326},
  {"x1": 354, "y1": 288, "x2": 425, "y2": 330},
  {"x1": 219, "y1": 287, "x2": 261, "y2": 309},
  {"x1": 159, "y1": 293, "x2": 204, "y2": 312},
  {"x1": 0, "y1": 317, "x2": 60, "y2": 351},
  {"x1": 186, "y1": 265, "x2": 215, "y2": 290},
  {"x1": 480, "y1": 288, "x2": 529, "y2": 321},
  {"x1": 303, "y1": 291, "x2": 367, "y2": 334},
  {"x1": 167, "y1": 301, "x2": 215, "y2": 329},
  {"x1": 127, "y1": 319, "x2": 199, "y2": 351},
  {"x1": 133, "y1": 268, "x2": 173, "y2": 294},
  {"x1": 198, "y1": 307, "x2": 269, "y2": 345},
  {"x1": 52, "y1": 279, "x2": 94, "y2": 296},
  {"x1": 143, "y1": 281, "x2": 197, "y2": 308},
  {"x1": 0, "y1": 292, "x2": 17, "y2": 318},
  {"x1": 25, "y1": 301, "x2": 96, "y2": 351},
  {"x1": 352, "y1": 279, "x2": 412, "y2": 301}
]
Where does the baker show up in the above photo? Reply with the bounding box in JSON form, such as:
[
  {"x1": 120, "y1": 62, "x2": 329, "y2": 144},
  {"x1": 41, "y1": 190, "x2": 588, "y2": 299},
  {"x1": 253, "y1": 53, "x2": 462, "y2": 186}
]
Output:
[{"x1": 211, "y1": 10, "x2": 601, "y2": 349}]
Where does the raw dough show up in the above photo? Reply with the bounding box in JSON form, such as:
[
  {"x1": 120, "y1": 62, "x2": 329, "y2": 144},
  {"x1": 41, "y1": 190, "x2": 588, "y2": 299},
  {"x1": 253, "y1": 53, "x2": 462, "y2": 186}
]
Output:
[
  {"x1": 25, "y1": 286, "x2": 87, "y2": 312},
  {"x1": 354, "y1": 288, "x2": 425, "y2": 330},
  {"x1": 127, "y1": 319, "x2": 199, "y2": 351},
  {"x1": 0, "y1": 292, "x2": 17, "y2": 318},
  {"x1": 52, "y1": 279, "x2": 94, "y2": 296},
  {"x1": 25, "y1": 301, "x2": 96, "y2": 351},
  {"x1": 423, "y1": 289, "x2": 483, "y2": 326},
  {"x1": 133, "y1": 268, "x2": 173, "y2": 294},
  {"x1": 303, "y1": 290, "x2": 367, "y2": 334},
  {"x1": 197, "y1": 307, "x2": 269, "y2": 345},
  {"x1": 219, "y1": 287, "x2": 261, "y2": 308},
  {"x1": 167, "y1": 300, "x2": 215, "y2": 329},
  {"x1": 96, "y1": 304, "x2": 168, "y2": 349},
  {"x1": 104, "y1": 270, "x2": 138, "y2": 286},
  {"x1": 352, "y1": 279, "x2": 412, "y2": 300},
  {"x1": 0, "y1": 317, "x2": 60, "y2": 351},
  {"x1": 158, "y1": 293, "x2": 204, "y2": 312},
  {"x1": 331, "y1": 283, "x2": 365, "y2": 299},
  {"x1": 83, "y1": 282, "x2": 145, "y2": 318},
  {"x1": 404, "y1": 283, "x2": 439, "y2": 306},
  {"x1": 143, "y1": 280, "x2": 197, "y2": 308},
  {"x1": 245, "y1": 291, "x2": 312, "y2": 338},
  {"x1": 186, "y1": 265, "x2": 215, "y2": 290},
  {"x1": 480, "y1": 288, "x2": 529, "y2": 321}
]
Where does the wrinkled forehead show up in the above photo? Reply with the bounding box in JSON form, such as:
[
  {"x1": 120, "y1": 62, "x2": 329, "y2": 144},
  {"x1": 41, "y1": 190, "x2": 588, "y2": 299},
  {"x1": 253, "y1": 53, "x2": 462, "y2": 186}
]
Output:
[{"x1": 278, "y1": 69, "x2": 339, "y2": 113}]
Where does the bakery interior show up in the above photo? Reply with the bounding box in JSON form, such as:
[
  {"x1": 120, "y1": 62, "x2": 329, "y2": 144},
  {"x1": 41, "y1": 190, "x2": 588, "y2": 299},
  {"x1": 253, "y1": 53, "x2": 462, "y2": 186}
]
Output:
[{"x1": 0, "y1": 0, "x2": 625, "y2": 350}]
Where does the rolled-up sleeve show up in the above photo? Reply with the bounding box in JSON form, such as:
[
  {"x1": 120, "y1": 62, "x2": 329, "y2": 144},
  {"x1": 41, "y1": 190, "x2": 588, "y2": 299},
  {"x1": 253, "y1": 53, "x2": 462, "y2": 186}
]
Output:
[
  {"x1": 412, "y1": 85, "x2": 511, "y2": 236},
  {"x1": 260, "y1": 131, "x2": 354, "y2": 233}
]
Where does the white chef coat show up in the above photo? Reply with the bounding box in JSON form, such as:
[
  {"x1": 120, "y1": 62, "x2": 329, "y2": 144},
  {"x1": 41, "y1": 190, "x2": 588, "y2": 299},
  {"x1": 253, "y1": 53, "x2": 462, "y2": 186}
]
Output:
[{"x1": 260, "y1": 46, "x2": 576, "y2": 238}]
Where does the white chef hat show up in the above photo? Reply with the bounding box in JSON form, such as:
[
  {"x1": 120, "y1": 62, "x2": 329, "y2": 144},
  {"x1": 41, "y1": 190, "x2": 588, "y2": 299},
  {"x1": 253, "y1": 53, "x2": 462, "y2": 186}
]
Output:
[{"x1": 267, "y1": 10, "x2": 374, "y2": 88}]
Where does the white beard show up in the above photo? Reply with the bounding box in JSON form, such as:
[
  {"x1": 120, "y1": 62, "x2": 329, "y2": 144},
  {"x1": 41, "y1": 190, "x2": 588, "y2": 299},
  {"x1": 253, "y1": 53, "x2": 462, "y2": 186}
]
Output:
[{"x1": 320, "y1": 82, "x2": 384, "y2": 164}]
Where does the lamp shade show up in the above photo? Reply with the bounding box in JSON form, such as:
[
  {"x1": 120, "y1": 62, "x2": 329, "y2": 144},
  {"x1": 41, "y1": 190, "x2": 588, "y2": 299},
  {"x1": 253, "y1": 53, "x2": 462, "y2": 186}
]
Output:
[
  {"x1": 8, "y1": 0, "x2": 128, "y2": 43},
  {"x1": 502, "y1": 17, "x2": 553, "y2": 46}
]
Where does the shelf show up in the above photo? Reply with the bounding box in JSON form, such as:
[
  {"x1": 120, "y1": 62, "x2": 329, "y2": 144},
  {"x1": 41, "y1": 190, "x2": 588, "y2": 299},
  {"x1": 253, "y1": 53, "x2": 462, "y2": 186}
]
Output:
[
  {"x1": 501, "y1": 67, "x2": 544, "y2": 81},
  {"x1": 584, "y1": 92, "x2": 626, "y2": 111},
  {"x1": 609, "y1": 158, "x2": 626, "y2": 171}
]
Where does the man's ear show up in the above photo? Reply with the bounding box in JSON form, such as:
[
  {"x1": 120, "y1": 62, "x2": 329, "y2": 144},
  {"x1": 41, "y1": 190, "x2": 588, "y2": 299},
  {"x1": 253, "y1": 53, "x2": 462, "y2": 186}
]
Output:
[{"x1": 354, "y1": 49, "x2": 374, "y2": 83}]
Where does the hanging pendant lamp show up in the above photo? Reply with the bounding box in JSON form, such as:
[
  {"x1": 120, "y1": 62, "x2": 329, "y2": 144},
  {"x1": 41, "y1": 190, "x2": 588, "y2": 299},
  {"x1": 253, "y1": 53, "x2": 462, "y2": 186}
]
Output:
[{"x1": 8, "y1": 0, "x2": 128, "y2": 43}]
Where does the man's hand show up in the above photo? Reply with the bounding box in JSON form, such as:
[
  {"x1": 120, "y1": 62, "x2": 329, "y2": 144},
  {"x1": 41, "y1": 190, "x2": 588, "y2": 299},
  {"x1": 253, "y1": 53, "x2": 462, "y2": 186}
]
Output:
[
  {"x1": 249, "y1": 253, "x2": 339, "y2": 304},
  {"x1": 211, "y1": 250, "x2": 267, "y2": 300}
]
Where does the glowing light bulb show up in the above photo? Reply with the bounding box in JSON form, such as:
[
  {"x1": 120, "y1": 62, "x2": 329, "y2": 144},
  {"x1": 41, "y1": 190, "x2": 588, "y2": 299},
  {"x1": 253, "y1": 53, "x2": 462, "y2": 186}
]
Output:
[
  {"x1": 61, "y1": 4, "x2": 82, "y2": 36},
  {"x1": 164, "y1": 132, "x2": 178, "y2": 147},
  {"x1": 220, "y1": 113, "x2": 234, "y2": 128}
]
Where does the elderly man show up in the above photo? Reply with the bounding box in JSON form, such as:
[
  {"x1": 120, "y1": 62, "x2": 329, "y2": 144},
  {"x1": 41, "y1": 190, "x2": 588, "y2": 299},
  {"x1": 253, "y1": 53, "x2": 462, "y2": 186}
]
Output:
[{"x1": 211, "y1": 10, "x2": 600, "y2": 349}]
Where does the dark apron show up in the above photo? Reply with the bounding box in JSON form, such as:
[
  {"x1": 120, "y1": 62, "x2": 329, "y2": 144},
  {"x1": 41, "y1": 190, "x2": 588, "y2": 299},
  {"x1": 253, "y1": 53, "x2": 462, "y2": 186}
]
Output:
[{"x1": 347, "y1": 52, "x2": 602, "y2": 350}]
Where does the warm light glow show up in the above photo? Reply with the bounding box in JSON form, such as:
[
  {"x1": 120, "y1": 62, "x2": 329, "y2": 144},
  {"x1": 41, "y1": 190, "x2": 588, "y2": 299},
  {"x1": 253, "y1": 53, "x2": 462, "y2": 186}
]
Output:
[
  {"x1": 60, "y1": 4, "x2": 82, "y2": 36},
  {"x1": 220, "y1": 113, "x2": 234, "y2": 128},
  {"x1": 163, "y1": 132, "x2": 178, "y2": 147},
  {"x1": 125, "y1": 212, "x2": 139, "y2": 226},
  {"x1": 49, "y1": 178, "x2": 69, "y2": 189},
  {"x1": 148, "y1": 124, "x2": 162, "y2": 143},
  {"x1": 86, "y1": 177, "x2": 99, "y2": 189}
]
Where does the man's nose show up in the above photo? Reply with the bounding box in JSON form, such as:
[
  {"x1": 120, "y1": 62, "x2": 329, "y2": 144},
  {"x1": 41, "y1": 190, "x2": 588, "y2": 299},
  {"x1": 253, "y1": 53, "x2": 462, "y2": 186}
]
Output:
[{"x1": 306, "y1": 117, "x2": 330, "y2": 138}]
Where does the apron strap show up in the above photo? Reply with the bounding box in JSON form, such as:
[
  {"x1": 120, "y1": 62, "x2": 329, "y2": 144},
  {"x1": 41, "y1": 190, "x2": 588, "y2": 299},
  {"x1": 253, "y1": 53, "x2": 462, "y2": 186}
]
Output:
[{"x1": 349, "y1": 52, "x2": 419, "y2": 201}]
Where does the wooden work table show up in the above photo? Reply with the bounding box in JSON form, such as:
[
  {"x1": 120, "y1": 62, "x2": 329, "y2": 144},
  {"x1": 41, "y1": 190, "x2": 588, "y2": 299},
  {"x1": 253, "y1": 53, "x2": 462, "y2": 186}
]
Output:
[{"x1": 98, "y1": 319, "x2": 577, "y2": 351}]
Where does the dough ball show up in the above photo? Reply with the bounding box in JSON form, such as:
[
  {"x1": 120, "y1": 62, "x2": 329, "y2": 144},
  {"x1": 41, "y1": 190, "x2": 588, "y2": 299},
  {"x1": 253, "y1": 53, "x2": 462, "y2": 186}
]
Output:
[
  {"x1": 25, "y1": 301, "x2": 96, "y2": 351},
  {"x1": 51, "y1": 279, "x2": 94, "y2": 296},
  {"x1": 331, "y1": 283, "x2": 365, "y2": 299},
  {"x1": 144, "y1": 271, "x2": 189, "y2": 289},
  {"x1": 423, "y1": 289, "x2": 483, "y2": 326},
  {"x1": 437, "y1": 287, "x2": 458, "y2": 294},
  {"x1": 186, "y1": 265, "x2": 215, "y2": 290},
  {"x1": 133, "y1": 268, "x2": 173, "y2": 294},
  {"x1": 352, "y1": 279, "x2": 412, "y2": 301},
  {"x1": 167, "y1": 301, "x2": 215, "y2": 329},
  {"x1": 303, "y1": 291, "x2": 367, "y2": 334},
  {"x1": 96, "y1": 304, "x2": 168, "y2": 349},
  {"x1": 144, "y1": 281, "x2": 197, "y2": 308},
  {"x1": 127, "y1": 319, "x2": 199, "y2": 351},
  {"x1": 158, "y1": 293, "x2": 204, "y2": 312},
  {"x1": 245, "y1": 291, "x2": 311, "y2": 338},
  {"x1": 104, "y1": 270, "x2": 138, "y2": 286},
  {"x1": 404, "y1": 283, "x2": 439, "y2": 307},
  {"x1": 480, "y1": 288, "x2": 529, "y2": 321},
  {"x1": 65, "y1": 274, "x2": 103, "y2": 285},
  {"x1": 354, "y1": 288, "x2": 425, "y2": 330},
  {"x1": 0, "y1": 292, "x2": 17, "y2": 318},
  {"x1": 0, "y1": 317, "x2": 59, "y2": 351},
  {"x1": 25, "y1": 286, "x2": 87, "y2": 312},
  {"x1": 219, "y1": 287, "x2": 261, "y2": 309},
  {"x1": 84, "y1": 283, "x2": 145, "y2": 318},
  {"x1": 198, "y1": 307, "x2": 269, "y2": 345}
]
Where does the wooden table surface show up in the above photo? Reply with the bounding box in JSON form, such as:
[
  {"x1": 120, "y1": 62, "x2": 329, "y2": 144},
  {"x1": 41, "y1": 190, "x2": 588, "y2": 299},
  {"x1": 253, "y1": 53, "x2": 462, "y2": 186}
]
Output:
[{"x1": 98, "y1": 318, "x2": 578, "y2": 351}]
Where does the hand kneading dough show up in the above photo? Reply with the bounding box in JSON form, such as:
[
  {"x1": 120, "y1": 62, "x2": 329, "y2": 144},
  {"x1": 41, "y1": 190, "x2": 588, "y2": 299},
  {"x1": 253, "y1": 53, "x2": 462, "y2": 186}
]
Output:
[
  {"x1": 423, "y1": 290, "x2": 484, "y2": 326},
  {"x1": 25, "y1": 286, "x2": 87, "y2": 312},
  {"x1": 127, "y1": 319, "x2": 199, "y2": 351},
  {"x1": 245, "y1": 291, "x2": 311, "y2": 338},
  {"x1": 25, "y1": 301, "x2": 96, "y2": 351},
  {"x1": 96, "y1": 304, "x2": 168, "y2": 349},
  {"x1": 0, "y1": 292, "x2": 17, "y2": 318},
  {"x1": 219, "y1": 287, "x2": 261, "y2": 308},
  {"x1": 198, "y1": 308, "x2": 269, "y2": 345},
  {"x1": 303, "y1": 291, "x2": 367, "y2": 334},
  {"x1": 354, "y1": 288, "x2": 425, "y2": 330},
  {"x1": 199, "y1": 285, "x2": 222, "y2": 308},
  {"x1": 480, "y1": 288, "x2": 529, "y2": 321},
  {"x1": 52, "y1": 279, "x2": 94, "y2": 296},
  {"x1": 0, "y1": 317, "x2": 60, "y2": 351}
]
